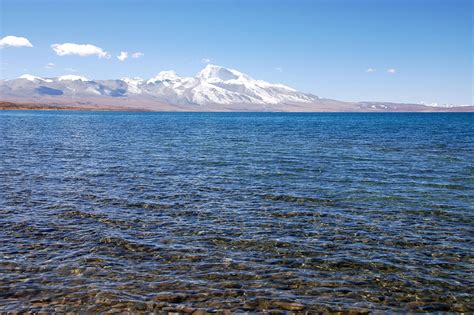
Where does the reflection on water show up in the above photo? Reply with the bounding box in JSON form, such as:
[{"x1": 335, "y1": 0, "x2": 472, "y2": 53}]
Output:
[{"x1": 0, "y1": 112, "x2": 473, "y2": 313}]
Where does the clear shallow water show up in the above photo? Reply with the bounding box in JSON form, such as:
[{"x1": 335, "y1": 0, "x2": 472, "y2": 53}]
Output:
[{"x1": 0, "y1": 111, "x2": 473, "y2": 313}]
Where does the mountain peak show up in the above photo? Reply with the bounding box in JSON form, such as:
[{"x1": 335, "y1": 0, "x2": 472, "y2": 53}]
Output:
[
  {"x1": 3, "y1": 65, "x2": 317, "y2": 106},
  {"x1": 19, "y1": 74, "x2": 52, "y2": 82},
  {"x1": 58, "y1": 75, "x2": 88, "y2": 82},
  {"x1": 147, "y1": 70, "x2": 181, "y2": 84},
  {"x1": 197, "y1": 64, "x2": 248, "y2": 81}
]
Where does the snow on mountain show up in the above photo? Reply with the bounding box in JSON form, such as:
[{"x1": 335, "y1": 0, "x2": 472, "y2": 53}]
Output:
[
  {"x1": 198, "y1": 64, "x2": 243, "y2": 81},
  {"x1": 147, "y1": 71, "x2": 181, "y2": 84},
  {"x1": 122, "y1": 77, "x2": 144, "y2": 94},
  {"x1": 141, "y1": 64, "x2": 317, "y2": 105},
  {"x1": 58, "y1": 75, "x2": 89, "y2": 82},
  {"x1": 19, "y1": 74, "x2": 53, "y2": 82},
  {"x1": 2, "y1": 65, "x2": 318, "y2": 106},
  {"x1": 419, "y1": 101, "x2": 471, "y2": 108},
  {"x1": 193, "y1": 64, "x2": 313, "y2": 104}
]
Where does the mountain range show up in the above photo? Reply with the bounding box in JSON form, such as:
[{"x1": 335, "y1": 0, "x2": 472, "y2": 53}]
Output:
[{"x1": 1, "y1": 64, "x2": 472, "y2": 112}]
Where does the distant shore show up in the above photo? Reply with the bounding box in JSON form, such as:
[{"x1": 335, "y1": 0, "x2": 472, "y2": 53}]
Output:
[
  {"x1": 0, "y1": 101, "x2": 150, "y2": 112},
  {"x1": 1, "y1": 101, "x2": 473, "y2": 112}
]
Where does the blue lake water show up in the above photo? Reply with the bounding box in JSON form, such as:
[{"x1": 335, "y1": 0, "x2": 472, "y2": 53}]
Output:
[{"x1": 0, "y1": 111, "x2": 473, "y2": 312}]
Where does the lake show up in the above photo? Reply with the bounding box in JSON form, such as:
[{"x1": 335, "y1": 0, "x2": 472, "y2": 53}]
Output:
[{"x1": 0, "y1": 111, "x2": 472, "y2": 312}]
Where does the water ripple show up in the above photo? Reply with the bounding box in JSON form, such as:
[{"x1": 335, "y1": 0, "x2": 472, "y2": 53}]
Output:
[{"x1": 0, "y1": 112, "x2": 473, "y2": 313}]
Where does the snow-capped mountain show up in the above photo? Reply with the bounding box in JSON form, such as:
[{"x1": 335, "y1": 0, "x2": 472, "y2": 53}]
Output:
[
  {"x1": 3, "y1": 64, "x2": 469, "y2": 112},
  {"x1": 137, "y1": 64, "x2": 317, "y2": 105},
  {"x1": 0, "y1": 64, "x2": 318, "y2": 106},
  {"x1": 18, "y1": 74, "x2": 53, "y2": 83}
]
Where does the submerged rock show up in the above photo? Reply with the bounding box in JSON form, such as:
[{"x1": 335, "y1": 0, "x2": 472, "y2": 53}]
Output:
[
  {"x1": 272, "y1": 301, "x2": 305, "y2": 311},
  {"x1": 153, "y1": 292, "x2": 187, "y2": 303}
]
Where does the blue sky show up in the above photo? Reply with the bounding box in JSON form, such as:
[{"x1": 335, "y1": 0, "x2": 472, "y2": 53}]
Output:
[{"x1": 0, "y1": 0, "x2": 472, "y2": 105}]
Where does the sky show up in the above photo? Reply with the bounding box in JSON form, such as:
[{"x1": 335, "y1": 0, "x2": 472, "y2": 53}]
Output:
[{"x1": 0, "y1": 0, "x2": 472, "y2": 105}]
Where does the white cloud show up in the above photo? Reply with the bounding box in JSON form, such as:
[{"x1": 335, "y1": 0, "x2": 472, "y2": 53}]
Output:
[
  {"x1": 366, "y1": 68, "x2": 376, "y2": 73},
  {"x1": 201, "y1": 58, "x2": 211, "y2": 63},
  {"x1": 275, "y1": 67, "x2": 283, "y2": 73},
  {"x1": 387, "y1": 68, "x2": 396, "y2": 74},
  {"x1": 117, "y1": 51, "x2": 128, "y2": 61},
  {"x1": 131, "y1": 52, "x2": 144, "y2": 58},
  {"x1": 44, "y1": 62, "x2": 55, "y2": 69},
  {"x1": 0, "y1": 35, "x2": 33, "y2": 48},
  {"x1": 51, "y1": 43, "x2": 110, "y2": 58}
]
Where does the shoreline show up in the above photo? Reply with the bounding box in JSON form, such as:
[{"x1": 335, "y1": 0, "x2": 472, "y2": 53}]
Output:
[
  {"x1": 0, "y1": 101, "x2": 151, "y2": 112},
  {"x1": 1, "y1": 101, "x2": 473, "y2": 112}
]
